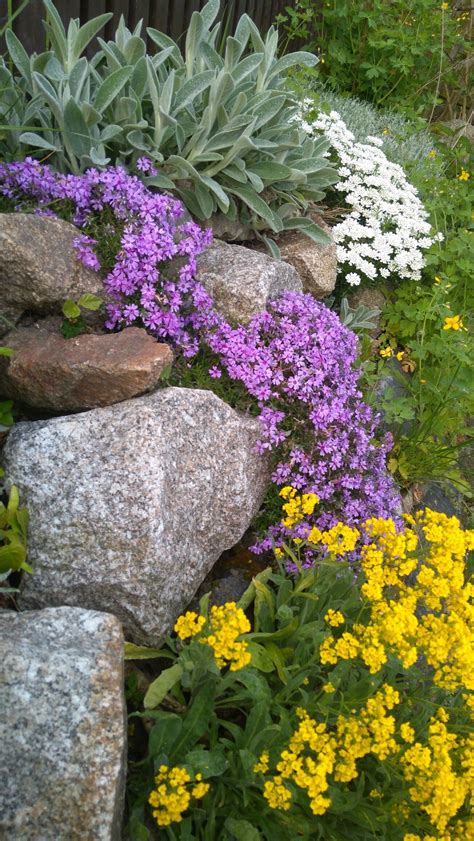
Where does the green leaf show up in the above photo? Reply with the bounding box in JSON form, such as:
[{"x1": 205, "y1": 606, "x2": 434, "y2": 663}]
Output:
[
  {"x1": 246, "y1": 642, "x2": 275, "y2": 673},
  {"x1": 174, "y1": 71, "x2": 215, "y2": 114},
  {"x1": 0, "y1": 347, "x2": 14, "y2": 357},
  {"x1": 268, "y1": 51, "x2": 318, "y2": 81},
  {"x1": 0, "y1": 542, "x2": 26, "y2": 574},
  {"x1": 169, "y1": 677, "x2": 217, "y2": 761},
  {"x1": 70, "y1": 13, "x2": 113, "y2": 68},
  {"x1": 185, "y1": 748, "x2": 228, "y2": 778},
  {"x1": 283, "y1": 216, "x2": 332, "y2": 245},
  {"x1": 63, "y1": 98, "x2": 91, "y2": 157},
  {"x1": 200, "y1": 0, "x2": 221, "y2": 30},
  {"x1": 5, "y1": 29, "x2": 32, "y2": 84},
  {"x1": 226, "y1": 184, "x2": 281, "y2": 231},
  {"x1": 144, "y1": 173, "x2": 176, "y2": 190},
  {"x1": 19, "y1": 132, "x2": 59, "y2": 153},
  {"x1": 77, "y1": 293, "x2": 102, "y2": 311},
  {"x1": 224, "y1": 818, "x2": 260, "y2": 841},
  {"x1": 62, "y1": 299, "x2": 81, "y2": 320},
  {"x1": 144, "y1": 663, "x2": 183, "y2": 709},
  {"x1": 248, "y1": 162, "x2": 293, "y2": 182},
  {"x1": 94, "y1": 66, "x2": 133, "y2": 114},
  {"x1": 148, "y1": 712, "x2": 182, "y2": 757}
]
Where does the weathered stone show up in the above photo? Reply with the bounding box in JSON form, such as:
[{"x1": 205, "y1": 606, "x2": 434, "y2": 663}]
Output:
[
  {"x1": 0, "y1": 214, "x2": 104, "y2": 333},
  {"x1": 277, "y1": 215, "x2": 337, "y2": 299},
  {"x1": 0, "y1": 324, "x2": 173, "y2": 411},
  {"x1": 4, "y1": 387, "x2": 270, "y2": 644},
  {"x1": 0, "y1": 607, "x2": 126, "y2": 840},
  {"x1": 197, "y1": 239, "x2": 302, "y2": 324}
]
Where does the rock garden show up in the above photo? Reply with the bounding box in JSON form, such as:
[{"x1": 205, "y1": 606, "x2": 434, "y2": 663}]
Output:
[{"x1": 0, "y1": 1, "x2": 472, "y2": 839}]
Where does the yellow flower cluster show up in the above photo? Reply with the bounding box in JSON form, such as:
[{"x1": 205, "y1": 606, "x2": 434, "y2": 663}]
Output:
[
  {"x1": 324, "y1": 609, "x2": 344, "y2": 627},
  {"x1": 320, "y1": 509, "x2": 474, "y2": 691},
  {"x1": 174, "y1": 611, "x2": 206, "y2": 640},
  {"x1": 173, "y1": 602, "x2": 251, "y2": 671},
  {"x1": 279, "y1": 485, "x2": 319, "y2": 528},
  {"x1": 203, "y1": 602, "x2": 251, "y2": 671},
  {"x1": 320, "y1": 523, "x2": 360, "y2": 555},
  {"x1": 148, "y1": 765, "x2": 209, "y2": 827},
  {"x1": 401, "y1": 709, "x2": 472, "y2": 834},
  {"x1": 458, "y1": 169, "x2": 470, "y2": 181},
  {"x1": 259, "y1": 686, "x2": 400, "y2": 816}
]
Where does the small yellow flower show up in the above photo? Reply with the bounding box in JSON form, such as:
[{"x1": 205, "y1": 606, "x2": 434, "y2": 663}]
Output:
[
  {"x1": 443, "y1": 315, "x2": 464, "y2": 331},
  {"x1": 434, "y1": 276, "x2": 442, "y2": 284},
  {"x1": 441, "y1": 2, "x2": 449, "y2": 9},
  {"x1": 253, "y1": 751, "x2": 270, "y2": 774},
  {"x1": 274, "y1": 547, "x2": 283, "y2": 558},
  {"x1": 400, "y1": 722, "x2": 415, "y2": 743},
  {"x1": 174, "y1": 611, "x2": 206, "y2": 640},
  {"x1": 382, "y1": 128, "x2": 390, "y2": 135},
  {"x1": 396, "y1": 351, "x2": 404, "y2": 361},
  {"x1": 428, "y1": 150, "x2": 437, "y2": 158},
  {"x1": 322, "y1": 682, "x2": 335, "y2": 693},
  {"x1": 379, "y1": 346, "x2": 393, "y2": 358},
  {"x1": 324, "y1": 608, "x2": 345, "y2": 627},
  {"x1": 458, "y1": 169, "x2": 470, "y2": 181}
]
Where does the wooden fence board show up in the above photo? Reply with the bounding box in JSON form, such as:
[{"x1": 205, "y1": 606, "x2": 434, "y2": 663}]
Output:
[{"x1": 1, "y1": 0, "x2": 303, "y2": 55}]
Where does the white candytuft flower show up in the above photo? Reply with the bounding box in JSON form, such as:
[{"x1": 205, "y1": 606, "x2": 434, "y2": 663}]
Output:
[{"x1": 298, "y1": 106, "x2": 442, "y2": 287}]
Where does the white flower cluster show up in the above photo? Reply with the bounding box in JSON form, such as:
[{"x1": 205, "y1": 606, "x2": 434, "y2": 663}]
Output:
[{"x1": 299, "y1": 108, "x2": 442, "y2": 286}]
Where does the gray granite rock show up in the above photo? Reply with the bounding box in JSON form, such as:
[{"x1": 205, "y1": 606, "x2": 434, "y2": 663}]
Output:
[
  {"x1": 197, "y1": 239, "x2": 302, "y2": 324},
  {"x1": 0, "y1": 213, "x2": 104, "y2": 334},
  {"x1": 4, "y1": 387, "x2": 270, "y2": 644},
  {"x1": 0, "y1": 607, "x2": 126, "y2": 840}
]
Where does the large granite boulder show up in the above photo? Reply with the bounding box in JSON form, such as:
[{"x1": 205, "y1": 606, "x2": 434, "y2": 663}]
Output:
[
  {"x1": 0, "y1": 213, "x2": 104, "y2": 334},
  {"x1": 3, "y1": 387, "x2": 270, "y2": 644},
  {"x1": 197, "y1": 239, "x2": 302, "y2": 324},
  {"x1": 0, "y1": 607, "x2": 126, "y2": 840},
  {"x1": 0, "y1": 324, "x2": 173, "y2": 411}
]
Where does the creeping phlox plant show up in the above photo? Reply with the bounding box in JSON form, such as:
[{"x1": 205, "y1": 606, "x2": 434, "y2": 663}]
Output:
[
  {"x1": 298, "y1": 108, "x2": 442, "y2": 287},
  {"x1": 126, "y1": 498, "x2": 474, "y2": 840},
  {"x1": 0, "y1": 159, "x2": 399, "y2": 548},
  {"x1": 0, "y1": 158, "x2": 213, "y2": 356}
]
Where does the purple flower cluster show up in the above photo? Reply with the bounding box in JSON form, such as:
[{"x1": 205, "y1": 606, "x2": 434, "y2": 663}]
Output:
[
  {"x1": 0, "y1": 158, "x2": 399, "y2": 562},
  {"x1": 0, "y1": 157, "x2": 213, "y2": 355},
  {"x1": 205, "y1": 292, "x2": 399, "y2": 558}
]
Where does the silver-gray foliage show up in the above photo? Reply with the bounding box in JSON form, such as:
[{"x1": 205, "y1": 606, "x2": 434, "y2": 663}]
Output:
[{"x1": 1, "y1": 0, "x2": 338, "y2": 245}]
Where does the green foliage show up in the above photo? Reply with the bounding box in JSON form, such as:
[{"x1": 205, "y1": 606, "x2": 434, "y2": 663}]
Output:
[
  {"x1": 277, "y1": 0, "x2": 470, "y2": 116},
  {"x1": 1, "y1": 0, "x2": 338, "y2": 244},
  {"x1": 60, "y1": 292, "x2": 103, "y2": 338},
  {"x1": 338, "y1": 296, "x2": 380, "y2": 334},
  {"x1": 0, "y1": 485, "x2": 30, "y2": 576}
]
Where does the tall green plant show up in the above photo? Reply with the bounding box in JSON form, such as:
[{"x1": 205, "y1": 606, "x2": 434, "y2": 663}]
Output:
[{"x1": 1, "y1": 0, "x2": 338, "y2": 246}]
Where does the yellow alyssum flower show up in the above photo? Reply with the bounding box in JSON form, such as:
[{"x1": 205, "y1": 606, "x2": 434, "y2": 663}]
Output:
[
  {"x1": 320, "y1": 523, "x2": 360, "y2": 555},
  {"x1": 458, "y1": 169, "x2": 470, "y2": 181},
  {"x1": 441, "y1": 2, "x2": 449, "y2": 9},
  {"x1": 400, "y1": 722, "x2": 416, "y2": 743},
  {"x1": 279, "y1": 487, "x2": 319, "y2": 528},
  {"x1": 148, "y1": 766, "x2": 209, "y2": 827},
  {"x1": 253, "y1": 751, "x2": 270, "y2": 774},
  {"x1": 379, "y1": 346, "x2": 393, "y2": 358},
  {"x1": 324, "y1": 608, "x2": 345, "y2": 627},
  {"x1": 396, "y1": 350, "x2": 405, "y2": 361},
  {"x1": 263, "y1": 778, "x2": 292, "y2": 810},
  {"x1": 174, "y1": 611, "x2": 206, "y2": 640},
  {"x1": 443, "y1": 314, "x2": 464, "y2": 330},
  {"x1": 202, "y1": 602, "x2": 251, "y2": 671},
  {"x1": 322, "y1": 682, "x2": 335, "y2": 693}
]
